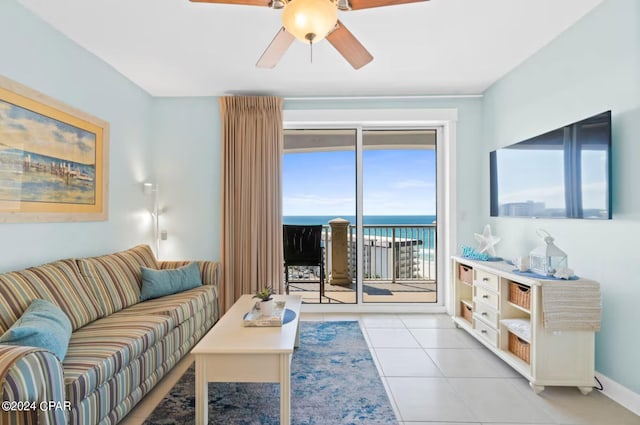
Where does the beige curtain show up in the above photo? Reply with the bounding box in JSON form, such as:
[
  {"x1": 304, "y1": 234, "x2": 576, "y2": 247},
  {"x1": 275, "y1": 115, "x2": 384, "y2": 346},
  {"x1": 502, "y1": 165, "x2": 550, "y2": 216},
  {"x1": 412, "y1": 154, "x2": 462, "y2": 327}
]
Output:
[{"x1": 219, "y1": 96, "x2": 284, "y2": 313}]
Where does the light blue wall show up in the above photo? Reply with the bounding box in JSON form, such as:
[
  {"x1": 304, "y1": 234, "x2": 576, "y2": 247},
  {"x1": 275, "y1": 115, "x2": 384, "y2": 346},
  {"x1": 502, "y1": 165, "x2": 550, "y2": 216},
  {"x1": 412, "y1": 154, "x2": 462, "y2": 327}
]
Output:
[
  {"x1": 150, "y1": 98, "x2": 221, "y2": 261},
  {"x1": 0, "y1": 0, "x2": 155, "y2": 271},
  {"x1": 483, "y1": 0, "x2": 640, "y2": 393}
]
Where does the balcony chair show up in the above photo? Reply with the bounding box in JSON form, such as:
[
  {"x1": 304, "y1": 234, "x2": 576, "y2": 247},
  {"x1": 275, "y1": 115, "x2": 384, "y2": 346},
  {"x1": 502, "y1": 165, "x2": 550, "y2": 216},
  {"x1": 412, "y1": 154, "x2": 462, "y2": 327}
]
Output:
[{"x1": 283, "y1": 224, "x2": 325, "y2": 303}]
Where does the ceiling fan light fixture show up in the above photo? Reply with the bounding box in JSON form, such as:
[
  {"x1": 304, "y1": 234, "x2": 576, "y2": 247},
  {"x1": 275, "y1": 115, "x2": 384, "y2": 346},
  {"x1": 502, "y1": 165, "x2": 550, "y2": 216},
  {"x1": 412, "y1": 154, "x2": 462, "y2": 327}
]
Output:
[
  {"x1": 281, "y1": 0, "x2": 338, "y2": 43},
  {"x1": 337, "y1": 0, "x2": 351, "y2": 11}
]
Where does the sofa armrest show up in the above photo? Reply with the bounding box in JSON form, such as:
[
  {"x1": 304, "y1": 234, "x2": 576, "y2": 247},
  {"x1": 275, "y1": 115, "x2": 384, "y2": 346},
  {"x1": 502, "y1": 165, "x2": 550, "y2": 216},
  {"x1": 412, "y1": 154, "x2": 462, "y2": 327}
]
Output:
[
  {"x1": 158, "y1": 260, "x2": 219, "y2": 287},
  {"x1": 0, "y1": 345, "x2": 67, "y2": 425}
]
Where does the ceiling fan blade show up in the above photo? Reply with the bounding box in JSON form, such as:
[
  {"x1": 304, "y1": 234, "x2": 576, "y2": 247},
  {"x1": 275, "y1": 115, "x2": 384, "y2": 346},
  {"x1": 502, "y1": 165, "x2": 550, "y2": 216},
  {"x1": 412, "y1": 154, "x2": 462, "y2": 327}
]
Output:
[
  {"x1": 326, "y1": 20, "x2": 373, "y2": 70},
  {"x1": 190, "y1": 0, "x2": 271, "y2": 7},
  {"x1": 347, "y1": 0, "x2": 427, "y2": 10},
  {"x1": 256, "y1": 27, "x2": 295, "y2": 68}
]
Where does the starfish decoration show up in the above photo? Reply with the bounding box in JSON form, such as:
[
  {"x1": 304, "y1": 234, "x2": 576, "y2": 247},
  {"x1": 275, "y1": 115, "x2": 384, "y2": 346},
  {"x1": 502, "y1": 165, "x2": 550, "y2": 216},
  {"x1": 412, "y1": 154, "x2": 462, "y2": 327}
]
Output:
[{"x1": 474, "y1": 224, "x2": 501, "y2": 257}]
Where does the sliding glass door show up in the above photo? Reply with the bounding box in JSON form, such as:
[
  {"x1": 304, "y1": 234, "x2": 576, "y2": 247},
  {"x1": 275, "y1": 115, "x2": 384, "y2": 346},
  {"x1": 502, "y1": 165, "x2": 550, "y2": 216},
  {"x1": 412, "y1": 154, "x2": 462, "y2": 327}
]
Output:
[
  {"x1": 283, "y1": 129, "x2": 357, "y2": 304},
  {"x1": 362, "y1": 130, "x2": 437, "y2": 303},
  {"x1": 282, "y1": 127, "x2": 438, "y2": 305}
]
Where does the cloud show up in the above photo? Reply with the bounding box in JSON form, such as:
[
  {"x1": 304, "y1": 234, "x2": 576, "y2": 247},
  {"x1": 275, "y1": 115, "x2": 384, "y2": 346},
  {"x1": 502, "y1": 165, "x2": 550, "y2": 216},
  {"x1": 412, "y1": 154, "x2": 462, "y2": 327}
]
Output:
[
  {"x1": 361, "y1": 190, "x2": 435, "y2": 215},
  {"x1": 0, "y1": 100, "x2": 96, "y2": 164},
  {"x1": 283, "y1": 194, "x2": 355, "y2": 216},
  {"x1": 391, "y1": 179, "x2": 435, "y2": 189}
]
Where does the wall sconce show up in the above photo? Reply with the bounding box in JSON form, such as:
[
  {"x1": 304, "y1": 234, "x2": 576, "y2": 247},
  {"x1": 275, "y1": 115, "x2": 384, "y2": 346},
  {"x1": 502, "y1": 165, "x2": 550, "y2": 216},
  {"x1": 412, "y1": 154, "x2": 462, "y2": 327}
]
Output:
[
  {"x1": 143, "y1": 182, "x2": 166, "y2": 256},
  {"x1": 143, "y1": 182, "x2": 156, "y2": 196}
]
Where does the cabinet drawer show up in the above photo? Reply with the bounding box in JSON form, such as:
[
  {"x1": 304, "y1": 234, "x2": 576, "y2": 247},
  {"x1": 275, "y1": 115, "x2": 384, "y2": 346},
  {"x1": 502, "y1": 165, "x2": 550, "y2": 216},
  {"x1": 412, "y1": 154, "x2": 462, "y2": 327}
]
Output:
[
  {"x1": 475, "y1": 270, "x2": 499, "y2": 291},
  {"x1": 474, "y1": 286, "x2": 499, "y2": 309},
  {"x1": 474, "y1": 319, "x2": 498, "y2": 347},
  {"x1": 474, "y1": 305, "x2": 499, "y2": 328}
]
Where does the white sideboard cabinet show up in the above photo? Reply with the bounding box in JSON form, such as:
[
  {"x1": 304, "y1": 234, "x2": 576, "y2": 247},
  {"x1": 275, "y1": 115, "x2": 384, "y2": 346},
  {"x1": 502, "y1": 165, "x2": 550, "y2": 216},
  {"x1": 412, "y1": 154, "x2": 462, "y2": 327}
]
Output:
[{"x1": 451, "y1": 256, "x2": 596, "y2": 394}]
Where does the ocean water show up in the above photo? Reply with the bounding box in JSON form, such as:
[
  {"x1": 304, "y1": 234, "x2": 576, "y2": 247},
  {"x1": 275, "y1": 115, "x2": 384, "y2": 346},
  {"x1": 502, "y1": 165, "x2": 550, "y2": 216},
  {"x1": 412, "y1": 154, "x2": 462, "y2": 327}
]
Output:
[
  {"x1": 0, "y1": 147, "x2": 96, "y2": 204},
  {"x1": 283, "y1": 215, "x2": 436, "y2": 226},
  {"x1": 284, "y1": 215, "x2": 437, "y2": 250}
]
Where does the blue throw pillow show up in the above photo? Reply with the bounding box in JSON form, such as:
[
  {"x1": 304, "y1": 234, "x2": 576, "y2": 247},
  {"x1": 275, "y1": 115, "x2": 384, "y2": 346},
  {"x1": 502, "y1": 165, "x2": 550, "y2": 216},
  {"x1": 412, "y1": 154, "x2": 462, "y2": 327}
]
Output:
[
  {"x1": 140, "y1": 262, "x2": 202, "y2": 301},
  {"x1": 0, "y1": 299, "x2": 72, "y2": 361}
]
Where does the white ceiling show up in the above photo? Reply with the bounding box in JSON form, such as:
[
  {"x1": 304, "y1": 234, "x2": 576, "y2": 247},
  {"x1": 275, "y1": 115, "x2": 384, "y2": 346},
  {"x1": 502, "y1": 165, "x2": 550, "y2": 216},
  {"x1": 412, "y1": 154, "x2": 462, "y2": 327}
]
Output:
[{"x1": 18, "y1": 0, "x2": 603, "y2": 97}]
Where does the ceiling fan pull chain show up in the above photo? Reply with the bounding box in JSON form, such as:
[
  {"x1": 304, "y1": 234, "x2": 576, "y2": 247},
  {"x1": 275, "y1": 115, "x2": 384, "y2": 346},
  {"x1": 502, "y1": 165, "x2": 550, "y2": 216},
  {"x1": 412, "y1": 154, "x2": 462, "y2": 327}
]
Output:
[{"x1": 304, "y1": 33, "x2": 316, "y2": 64}]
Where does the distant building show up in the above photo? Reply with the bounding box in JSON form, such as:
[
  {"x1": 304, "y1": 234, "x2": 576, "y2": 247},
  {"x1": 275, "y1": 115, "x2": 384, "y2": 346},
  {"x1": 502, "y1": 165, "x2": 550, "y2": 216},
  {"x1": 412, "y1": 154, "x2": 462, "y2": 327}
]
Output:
[
  {"x1": 324, "y1": 233, "x2": 423, "y2": 280},
  {"x1": 499, "y1": 201, "x2": 546, "y2": 217},
  {"x1": 357, "y1": 235, "x2": 423, "y2": 280}
]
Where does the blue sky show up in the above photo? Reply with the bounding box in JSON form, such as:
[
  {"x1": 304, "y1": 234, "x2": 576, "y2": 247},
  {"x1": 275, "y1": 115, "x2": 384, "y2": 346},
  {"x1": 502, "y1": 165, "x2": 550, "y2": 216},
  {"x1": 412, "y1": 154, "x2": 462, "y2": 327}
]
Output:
[{"x1": 283, "y1": 149, "x2": 436, "y2": 216}]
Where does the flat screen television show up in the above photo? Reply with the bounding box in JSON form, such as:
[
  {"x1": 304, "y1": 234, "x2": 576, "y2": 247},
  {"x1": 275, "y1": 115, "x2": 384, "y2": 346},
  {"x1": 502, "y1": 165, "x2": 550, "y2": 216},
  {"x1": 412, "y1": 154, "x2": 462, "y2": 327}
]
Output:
[{"x1": 490, "y1": 111, "x2": 612, "y2": 219}]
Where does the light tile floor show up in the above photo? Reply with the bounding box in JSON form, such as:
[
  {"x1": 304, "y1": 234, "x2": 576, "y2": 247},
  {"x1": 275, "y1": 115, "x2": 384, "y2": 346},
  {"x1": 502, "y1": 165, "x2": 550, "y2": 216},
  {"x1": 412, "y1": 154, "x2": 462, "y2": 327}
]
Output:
[
  {"x1": 306, "y1": 313, "x2": 640, "y2": 425},
  {"x1": 123, "y1": 313, "x2": 640, "y2": 425}
]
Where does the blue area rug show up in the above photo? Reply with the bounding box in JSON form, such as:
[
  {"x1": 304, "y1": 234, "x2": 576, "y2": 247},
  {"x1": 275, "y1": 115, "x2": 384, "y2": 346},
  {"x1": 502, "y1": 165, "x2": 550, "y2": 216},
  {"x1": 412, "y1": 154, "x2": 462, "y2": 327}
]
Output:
[{"x1": 144, "y1": 321, "x2": 398, "y2": 425}]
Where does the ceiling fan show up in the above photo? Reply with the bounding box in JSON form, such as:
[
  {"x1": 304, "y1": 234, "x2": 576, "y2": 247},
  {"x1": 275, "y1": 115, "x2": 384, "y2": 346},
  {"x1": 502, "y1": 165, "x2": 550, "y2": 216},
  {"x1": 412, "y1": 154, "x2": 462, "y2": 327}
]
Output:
[{"x1": 190, "y1": 0, "x2": 428, "y2": 69}]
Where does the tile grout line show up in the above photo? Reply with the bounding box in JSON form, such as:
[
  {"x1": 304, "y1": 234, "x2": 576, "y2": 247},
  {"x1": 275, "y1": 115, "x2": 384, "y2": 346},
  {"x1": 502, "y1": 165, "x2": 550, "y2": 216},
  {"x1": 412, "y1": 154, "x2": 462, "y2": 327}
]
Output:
[{"x1": 362, "y1": 317, "x2": 405, "y2": 423}]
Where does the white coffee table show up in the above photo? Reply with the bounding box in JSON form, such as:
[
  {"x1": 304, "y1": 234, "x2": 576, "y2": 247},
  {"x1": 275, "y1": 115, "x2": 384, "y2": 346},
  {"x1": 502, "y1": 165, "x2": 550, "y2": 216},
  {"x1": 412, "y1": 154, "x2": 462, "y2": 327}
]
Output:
[{"x1": 192, "y1": 294, "x2": 302, "y2": 425}]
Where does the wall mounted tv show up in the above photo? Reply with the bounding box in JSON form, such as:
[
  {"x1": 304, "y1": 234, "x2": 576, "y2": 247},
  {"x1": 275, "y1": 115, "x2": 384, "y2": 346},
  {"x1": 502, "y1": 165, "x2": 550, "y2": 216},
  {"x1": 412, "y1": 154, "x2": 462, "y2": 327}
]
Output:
[{"x1": 490, "y1": 111, "x2": 611, "y2": 219}]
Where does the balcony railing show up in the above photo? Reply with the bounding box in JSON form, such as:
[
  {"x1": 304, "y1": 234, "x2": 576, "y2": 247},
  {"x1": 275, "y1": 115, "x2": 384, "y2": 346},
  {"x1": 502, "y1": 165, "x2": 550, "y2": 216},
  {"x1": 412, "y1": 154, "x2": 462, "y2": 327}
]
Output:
[{"x1": 317, "y1": 223, "x2": 436, "y2": 283}]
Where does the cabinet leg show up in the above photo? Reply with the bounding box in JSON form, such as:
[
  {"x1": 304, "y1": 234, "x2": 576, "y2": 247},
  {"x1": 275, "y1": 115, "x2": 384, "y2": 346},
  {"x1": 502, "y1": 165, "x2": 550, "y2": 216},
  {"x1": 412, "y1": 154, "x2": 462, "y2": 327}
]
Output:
[
  {"x1": 578, "y1": 386, "x2": 593, "y2": 395},
  {"x1": 529, "y1": 382, "x2": 545, "y2": 394}
]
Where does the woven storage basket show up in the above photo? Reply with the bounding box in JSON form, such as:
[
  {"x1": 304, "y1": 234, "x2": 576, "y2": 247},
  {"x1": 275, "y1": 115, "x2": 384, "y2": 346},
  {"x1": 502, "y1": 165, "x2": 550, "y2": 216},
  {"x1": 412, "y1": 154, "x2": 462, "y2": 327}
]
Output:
[
  {"x1": 508, "y1": 282, "x2": 531, "y2": 310},
  {"x1": 460, "y1": 301, "x2": 473, "y2": 323},
  {"x1": 508, "y1": 331, "x2": 531, "y2": 364},
  {"x1": 458, "y1": 264, "x2": 473, "y2": 285}
]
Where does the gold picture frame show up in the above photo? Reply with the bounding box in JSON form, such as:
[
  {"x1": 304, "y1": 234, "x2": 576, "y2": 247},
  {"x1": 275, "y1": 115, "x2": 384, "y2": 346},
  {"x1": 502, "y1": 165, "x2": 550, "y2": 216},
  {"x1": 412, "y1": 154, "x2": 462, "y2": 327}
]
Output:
[{"x1": 0, "y1": 75, "x2": 109, "y2": 222}]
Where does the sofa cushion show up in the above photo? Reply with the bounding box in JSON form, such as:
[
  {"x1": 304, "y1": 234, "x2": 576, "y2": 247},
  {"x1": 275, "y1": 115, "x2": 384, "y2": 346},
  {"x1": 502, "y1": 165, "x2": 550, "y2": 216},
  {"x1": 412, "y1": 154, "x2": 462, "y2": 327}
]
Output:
[
  {"x1": 140, "y1": 262, "x2": 202, "y2": 301},
  {"x1": 77, "y1": 245, "x2": 159, "y2": 316},
  {"x1": 63, "y1": 312, "x2": 175, "y2": 405},
  {"x1": 67, "y1": 306, "x2": 216, "y2": 425},
  {"x1": 0, "y1": 259, "x2": 102, "y2": 333},
  {"x1": 0, "y1": 299, "x2": 72, "y2": 361},
  {"x1": 119, "y1": 285, "x2": 217, "y2": 326},
  {"x1": 63, "y1": 287, "x2": 217, "y2": 408}
]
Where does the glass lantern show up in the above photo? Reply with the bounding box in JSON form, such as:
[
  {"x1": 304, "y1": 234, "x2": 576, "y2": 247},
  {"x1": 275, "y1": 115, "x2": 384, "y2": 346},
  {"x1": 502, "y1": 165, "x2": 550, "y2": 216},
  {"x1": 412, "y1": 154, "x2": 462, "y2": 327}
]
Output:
[{"x1": 529, "y1": 229, "x2": 568, "y2": 276}]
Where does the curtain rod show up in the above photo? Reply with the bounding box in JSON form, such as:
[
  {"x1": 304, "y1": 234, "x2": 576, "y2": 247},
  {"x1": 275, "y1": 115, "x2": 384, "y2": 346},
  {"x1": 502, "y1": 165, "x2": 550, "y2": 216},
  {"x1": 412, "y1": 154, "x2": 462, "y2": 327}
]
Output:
[{"x1": 283, "y1": 94, "x2": 483, "y2": 101}]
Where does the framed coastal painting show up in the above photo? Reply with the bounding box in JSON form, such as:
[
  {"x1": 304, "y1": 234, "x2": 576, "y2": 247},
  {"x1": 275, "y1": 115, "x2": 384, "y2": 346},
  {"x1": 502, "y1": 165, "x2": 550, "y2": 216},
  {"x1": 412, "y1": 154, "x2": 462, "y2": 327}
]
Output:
[{"x1": 0, "y1": 75, "x2": 109, "y2": 222}]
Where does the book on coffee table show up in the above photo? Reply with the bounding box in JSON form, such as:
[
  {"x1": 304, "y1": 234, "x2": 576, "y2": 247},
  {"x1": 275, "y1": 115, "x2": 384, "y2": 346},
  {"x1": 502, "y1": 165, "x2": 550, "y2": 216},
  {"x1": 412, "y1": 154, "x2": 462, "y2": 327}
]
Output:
[{"x1": 242, "y1": 300, "x2": 287, "y2": 327}]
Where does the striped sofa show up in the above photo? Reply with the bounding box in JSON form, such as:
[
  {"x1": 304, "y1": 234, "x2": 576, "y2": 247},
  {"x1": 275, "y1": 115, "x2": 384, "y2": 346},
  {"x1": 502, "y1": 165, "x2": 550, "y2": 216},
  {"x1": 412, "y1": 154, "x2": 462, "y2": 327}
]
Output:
[{"x1": 0, "y1": 245, "x2": 220, "y2": 425}]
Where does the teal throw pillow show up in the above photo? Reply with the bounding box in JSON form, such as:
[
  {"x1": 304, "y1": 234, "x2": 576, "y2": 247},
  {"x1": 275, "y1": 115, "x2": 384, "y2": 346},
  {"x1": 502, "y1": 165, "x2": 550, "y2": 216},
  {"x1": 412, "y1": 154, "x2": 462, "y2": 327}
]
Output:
[
  {"x1": 140, "y1": 262, "x2": 202, "y2": 301},
  {"x1": 0, "y1": 299, "x2": 72, "y2": 361}
]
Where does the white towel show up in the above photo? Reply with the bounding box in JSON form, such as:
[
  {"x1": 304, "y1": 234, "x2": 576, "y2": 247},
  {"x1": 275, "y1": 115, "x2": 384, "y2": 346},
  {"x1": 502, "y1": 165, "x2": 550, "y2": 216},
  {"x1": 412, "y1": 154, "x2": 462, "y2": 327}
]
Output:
[{"x1": 541, "y1": 280, "x2": 601, "y2": 331}]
